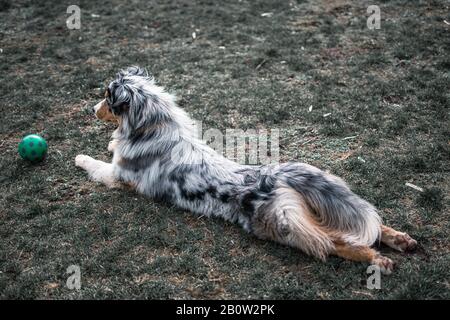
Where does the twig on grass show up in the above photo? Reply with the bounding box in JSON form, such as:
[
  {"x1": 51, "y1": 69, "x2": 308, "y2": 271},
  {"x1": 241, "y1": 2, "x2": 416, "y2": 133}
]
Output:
[
  {"x1": 342, "y1": 135, "x2": 359, "y2": 140},
  {"x1": 405, "y1": 182, "x2": 424, "y2": 192},
  {"x1": 255, "y1": 59, "x2": 268, "y2": 70},
  {"x1": 301, "y1": 138, "x2": 315, "y2": 146}
]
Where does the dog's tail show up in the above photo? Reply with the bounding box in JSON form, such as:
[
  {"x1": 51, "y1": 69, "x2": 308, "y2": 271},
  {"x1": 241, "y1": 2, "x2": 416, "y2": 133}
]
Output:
[{"x1": 280, "y1": 165, "x2": 382, "y2": 253}]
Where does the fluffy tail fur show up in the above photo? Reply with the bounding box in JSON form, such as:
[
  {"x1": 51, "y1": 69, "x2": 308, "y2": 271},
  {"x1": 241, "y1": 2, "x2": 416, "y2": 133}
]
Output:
[
  {"x1": 252, "y1": 163, "x2": 382, "y2": 260},
  {"x1": 283, "y1": 164, "x2": 381, "y2": 249}
]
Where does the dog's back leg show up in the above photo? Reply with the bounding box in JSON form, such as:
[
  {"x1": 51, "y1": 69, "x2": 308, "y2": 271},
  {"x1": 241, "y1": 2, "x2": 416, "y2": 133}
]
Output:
[
  {"x1": 380, "y1": 225, "x2": 417, "y2": 252},
  {"x1": 333, "y1": 240, "x2": 395, "y2": 275},
  {"x1": 250, "y1": 185, "x2": 334, "y2": 261}
]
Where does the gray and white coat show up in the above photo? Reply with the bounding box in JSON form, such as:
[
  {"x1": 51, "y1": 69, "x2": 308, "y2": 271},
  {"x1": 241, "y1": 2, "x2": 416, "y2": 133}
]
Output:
[{"x1": 76, "y1": 67, "x2": 418, "y2": 273}]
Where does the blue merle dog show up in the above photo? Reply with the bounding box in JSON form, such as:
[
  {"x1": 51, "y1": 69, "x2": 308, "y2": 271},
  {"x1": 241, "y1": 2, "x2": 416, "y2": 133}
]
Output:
[{"x1": 75, "y1": 67, "x2": 417, "y2": 274}]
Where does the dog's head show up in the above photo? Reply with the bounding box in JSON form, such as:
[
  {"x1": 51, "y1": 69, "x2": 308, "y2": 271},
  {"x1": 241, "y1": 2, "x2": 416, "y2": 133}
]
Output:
[
  {"x1": 92, "y1": 66, "x2": 171, "y2": 133},
  {"x1": 93, "y1": 66, "x2": 147, "y2": 123}
]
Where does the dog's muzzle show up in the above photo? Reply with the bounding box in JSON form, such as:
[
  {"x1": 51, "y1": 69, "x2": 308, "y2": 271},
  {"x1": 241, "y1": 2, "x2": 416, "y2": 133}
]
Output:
[{"x1": 92, "y1": 99, "x2": 117, "y2": 122}]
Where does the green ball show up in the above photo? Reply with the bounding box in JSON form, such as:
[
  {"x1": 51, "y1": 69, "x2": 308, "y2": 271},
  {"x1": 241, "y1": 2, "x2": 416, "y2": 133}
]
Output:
[{"x1": 18, "y1": 134, "x2": 48, "y2": 163}]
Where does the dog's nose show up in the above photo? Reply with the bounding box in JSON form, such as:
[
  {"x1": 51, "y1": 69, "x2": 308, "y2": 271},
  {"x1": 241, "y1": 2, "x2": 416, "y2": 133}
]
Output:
[{"x1": 91, "y1": 107, "x2": 95, "y2": 114}]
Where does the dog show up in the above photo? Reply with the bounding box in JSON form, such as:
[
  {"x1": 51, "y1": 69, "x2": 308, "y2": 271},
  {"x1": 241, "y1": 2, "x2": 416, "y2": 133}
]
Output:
[{"x1": 75, "y1": 66, "x2": 417, "y2": 274}]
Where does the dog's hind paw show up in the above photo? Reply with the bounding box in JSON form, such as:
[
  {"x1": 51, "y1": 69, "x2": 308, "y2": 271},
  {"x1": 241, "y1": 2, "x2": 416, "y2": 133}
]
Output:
[
  {"x1": 371, "y1": 255, "x2": 395, "y2": 275},
  {"x1": 394, "y1": 233, "x2": 418, "y2": 252},
  {"x1": 381, "y1": 225, "x2": 418, "y2": 253}
]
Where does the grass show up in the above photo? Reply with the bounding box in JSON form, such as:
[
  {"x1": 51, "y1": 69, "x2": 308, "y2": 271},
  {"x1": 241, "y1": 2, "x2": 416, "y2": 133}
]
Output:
[{"x1": 0, "y1": 0, "x2": 449, "y2": 299}]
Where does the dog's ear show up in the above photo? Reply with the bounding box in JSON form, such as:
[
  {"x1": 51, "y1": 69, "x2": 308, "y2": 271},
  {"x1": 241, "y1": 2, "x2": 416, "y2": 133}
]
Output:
[{"x1": 118, "y1": 66, "x2": 148, "y2": 78}]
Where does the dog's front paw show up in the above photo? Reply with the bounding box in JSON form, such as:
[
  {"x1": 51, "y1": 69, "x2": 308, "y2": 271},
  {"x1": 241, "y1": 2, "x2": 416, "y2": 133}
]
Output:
[{"x1": 75, "y1": 154, "x2": 93, "y2": 169}]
